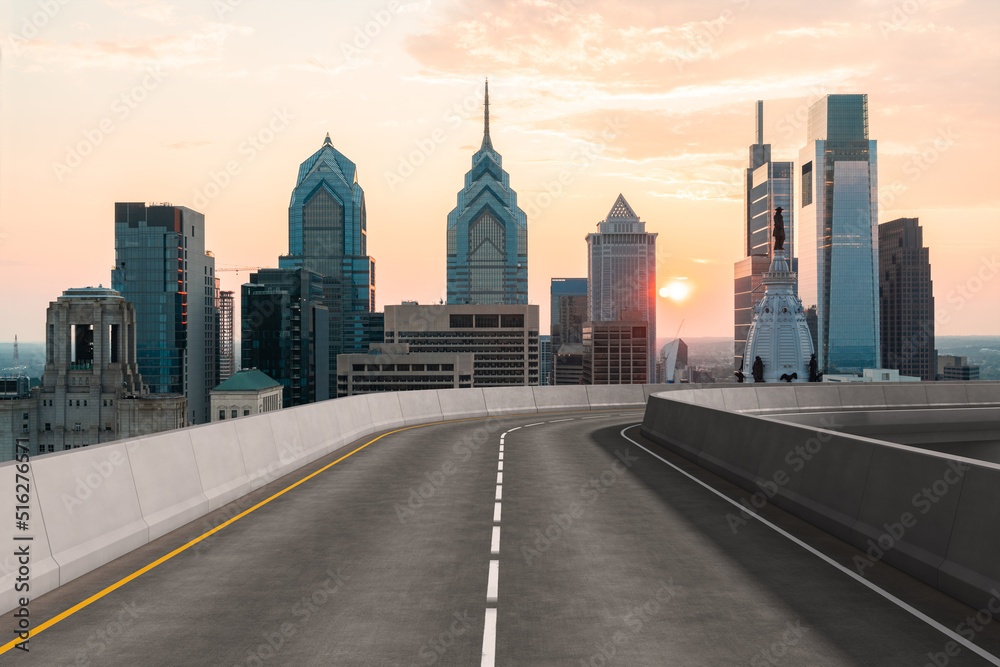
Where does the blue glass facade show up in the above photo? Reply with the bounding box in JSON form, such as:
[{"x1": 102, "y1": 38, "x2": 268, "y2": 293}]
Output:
[
  {"x1": 447, "y1": 80, "x2": 528, "y2": 305},
  {"x1": 798, "y1": 94, "x2": 880, "y2": 374},
  {"x1": 280, "y1": 135, "x2": 377, "y2": 390},
  {"x1": 113, "y1": 202, "x2": 217, "y2": 424}
]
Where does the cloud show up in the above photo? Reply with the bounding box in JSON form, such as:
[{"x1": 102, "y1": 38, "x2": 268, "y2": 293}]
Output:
[
  {"x1": 15, "y1": 22, "x2": 253, "y2": 72},
  {"x1": 102, "y1": 0, "x2": 179, "y2": 26},
  {"x1": 165, "y1": 141, "x2": 213, "y2": 150}
]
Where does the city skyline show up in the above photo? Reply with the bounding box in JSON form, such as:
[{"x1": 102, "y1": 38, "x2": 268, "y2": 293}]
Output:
[{"x1": 2, "y1": 0, "x2": 998, "y2": 343}]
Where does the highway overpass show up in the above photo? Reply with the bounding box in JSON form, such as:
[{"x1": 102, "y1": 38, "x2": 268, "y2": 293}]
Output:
[{"x1": 1, "y1": 384, "x2": 999, "y2": 664}]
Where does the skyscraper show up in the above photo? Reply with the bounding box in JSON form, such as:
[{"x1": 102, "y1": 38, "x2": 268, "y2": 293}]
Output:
[
  {"x1": 217, "y1": 289, "x2": 236, "y2": 382},
  {"x1": 550, "y1": 277, "x2": 587, "y2": 384},
  {"x1": 798, "y1": 94, "x2": 880, "y2": 374},
  {"x1": 113, "y1": 202, "x2": 217, "y2": 424},
  {"x1": 242, "y1": 268, "x2": 330, "y2": 407},
  {"x1": 447, "y1": 79, "x2": 528, "y2": 305},
  {"x1": 735, "y1": 100, "x2": 795, "y2": 369},
  {"x1": 879, "y1": 218, "x2": 935, "y2": 381},
  {"x1": 586, "y1": 195, "x2": 657, "y2": 379},
  {"x1": 280, "y1": 134, "x2": 377, "y2": 388}
]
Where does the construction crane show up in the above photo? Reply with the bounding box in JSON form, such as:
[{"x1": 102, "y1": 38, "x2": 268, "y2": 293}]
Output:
[{"x1": 216, "y1": 266, "x2": 265, "y2": 273}]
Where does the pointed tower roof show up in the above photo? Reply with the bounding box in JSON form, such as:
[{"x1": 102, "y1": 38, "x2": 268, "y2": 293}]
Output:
[
  {"x1": 481, "y1": 77, "x2": 493, "y2": 152},
  {"x1": 606, "y1": 194, "x2": 639, "y2": 221},
  {"x1": 323, "y1": 132, "x2": 332, "y2": 147}
]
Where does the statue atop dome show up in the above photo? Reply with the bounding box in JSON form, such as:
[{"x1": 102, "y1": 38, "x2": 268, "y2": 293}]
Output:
[{"x1": 773, "y1": 207, "x2": 786, "y2": 251}]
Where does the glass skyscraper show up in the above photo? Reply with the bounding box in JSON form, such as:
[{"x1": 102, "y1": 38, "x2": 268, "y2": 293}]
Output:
[
  {"x1": 113, "y1": 202, "x2": 217, "y2": 424},
  {"x1": 447, "y1": 80, "x2": 528, "y2": 305},
  {"x1": 280, "y1": 134, "x2": 376, "y2": 388},
  {"x1": 586, "y1": 195, "x2": 657, "y2": 379},
  {"x1": 734, "y1": 101, "x2": 796, "y2": 369},
  {"x1": 798, "y1": 94, "x2": 880, "y2": 374}
]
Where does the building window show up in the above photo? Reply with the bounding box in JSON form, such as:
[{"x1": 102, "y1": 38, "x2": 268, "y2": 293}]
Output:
[
  {"x1": 22, "y1": 412, "x2": 28, "y2": 420},
  {"x1": 231, "y1": 409, "x2": 238, "y2": 419},
  {"x1": 219, "y1": 410, "x2": 225, "y2": 420},
  {"x1": 244, "y1": 409, "x2": 250, "y2": 416},
  {"x1": 44, "y1": 423, "x2": 51, "y2": 431}
]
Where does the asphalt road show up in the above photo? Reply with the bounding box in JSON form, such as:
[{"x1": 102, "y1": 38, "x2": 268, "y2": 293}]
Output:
[{"x1": 2, "y1": 409, "x2": 999, "y2": 666}]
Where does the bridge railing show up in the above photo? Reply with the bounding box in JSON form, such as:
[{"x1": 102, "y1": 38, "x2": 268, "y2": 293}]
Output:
[{"x1": 640, "y1": 382, "x2": 1000, "y2": 614}]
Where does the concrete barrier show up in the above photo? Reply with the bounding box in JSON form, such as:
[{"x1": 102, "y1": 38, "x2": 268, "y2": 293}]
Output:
[
  {"x1": 0, "y1": 469, "x2": 59, "y2": 616},
  {"x1": 234, "y1": 414, "x2": 284, "y2": 491},
  {"x1": 126, "y1": 431, "x2": 209, "y2": 541},
  {"x1": 586, "y1": 384, "x2": 645, "y2": 409},
  {"x1": 34, "y1": 443, "x2": 148, "y2": 585},
  {"x1": 189, "y1": 421, "x2": 251, "y2": 511},
  {"x1": 483, "y1": 386, "x2": 537, "y2": 416},
  {"x1": 437, "y1": 388, "x2": 487, "y2": 421},
  {"x1": 365, "y1": 393, "x2": 406, "y2": 432},
  {"x1": 532, "y1": 385, "x2": 589, "y2": 412},
  {"x1": 397, "y1": 390, "x2": 443, "y2": 426},
  {"x1": 641, "y1": 386, "x2": 1000, "y2": 613}
]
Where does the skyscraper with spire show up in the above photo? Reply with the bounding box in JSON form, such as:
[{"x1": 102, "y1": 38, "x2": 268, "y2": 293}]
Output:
[
  {"x1": 447, "y1": 79, "x2": 528, "y2": 305},
  {"x1": 734, "y1": 100, "x2": 795, "y2": 370}
]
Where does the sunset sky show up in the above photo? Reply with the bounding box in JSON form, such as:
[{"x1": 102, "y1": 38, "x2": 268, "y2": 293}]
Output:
[{"x1": 1, "y1": 0, "x2": 998, "y2": 344}]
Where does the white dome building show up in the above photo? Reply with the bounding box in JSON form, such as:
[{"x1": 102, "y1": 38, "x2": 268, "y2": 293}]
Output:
[{"x1": 743, "y1": 248, "x2": 814, "y2": 382}]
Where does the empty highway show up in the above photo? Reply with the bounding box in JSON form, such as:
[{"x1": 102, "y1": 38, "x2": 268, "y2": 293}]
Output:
[{"x1": 3, "y1": 409, "x2": 999, "y2": 665}]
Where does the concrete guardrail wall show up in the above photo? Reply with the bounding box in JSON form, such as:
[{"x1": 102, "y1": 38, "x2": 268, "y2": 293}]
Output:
[
  {"x1": 640, "y1": 382, "x2": 1000, "y2": 613},
  {"x1": 0, "y1": 383, "x2": 687, "y2": 614}
]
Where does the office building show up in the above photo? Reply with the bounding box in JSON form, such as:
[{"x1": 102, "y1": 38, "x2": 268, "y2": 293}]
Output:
[
  {"x1": 586, "y1": 195, "x2": 657, "y2": 379},
  {"x1": 539, "y1": 335, "x2": 552, "y2": 386},
  {"x1": 553, "y1": 344, "x2": 584, "y2": 386},
  {"x1": 113, "y1": 202, "x2": 217, "y2": 424},
  {"x1": 797, "y1": 94, "x2": 880, "y2": 374},
  {"x1": 879, "y1": 218, "x2": 935, "y2": 381},
  {"x1": 582, "y1": 312, "x2": 650, "y2": 385},
  {"x1": 447, "y1": 80, "x2": 528, "y2": 305},
  {"x1": 384, "y1": 304, "x2": 539, "y2": 386},
  {"x1": 550, "y1": 278, "x2": 587, "y2": 383},
  {"x1": 279, "y1": 134, "x2": 377, "y2": 389},
  {"x1": 735, "y1": 100, "x2": 795, "y2": 369},
  {"x1": 218, "y1": 290, "x2": 236, "y2": 382},
  {"x1": 937, "y1": 355, "x2": 980, "y2": 381},
  {"x1": 0, "y1": 287, "x2": 186, "y2": 461},
  {"x1": 242, "y1": 268, "x2": 330, "y2": 407},
  {"x1": 210, "y1": 369, "x2": 283, "y2": 422},
  {"x1": 336, "y1": 343, "x2": 474, "y2": 396}
]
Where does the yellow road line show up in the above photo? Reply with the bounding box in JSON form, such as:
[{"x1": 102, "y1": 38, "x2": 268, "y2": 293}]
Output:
[{"x1": 1, "y1": 408, "x2": 640, "y2": 653}]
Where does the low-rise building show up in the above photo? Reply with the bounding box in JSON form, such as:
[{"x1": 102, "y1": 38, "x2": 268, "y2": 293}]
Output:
[
  {"x1": 336, "y1": 344, "x2": 473, "y2": 396},
  {"x1": 210, "y1": 369, "x2": 283, "y2": 421},
  {"x1": 384, "y1": 304, "x2": 539, "y2": 386},
  {"x1": 937, "y1": 355, "x2": 980, "y2": 381}
]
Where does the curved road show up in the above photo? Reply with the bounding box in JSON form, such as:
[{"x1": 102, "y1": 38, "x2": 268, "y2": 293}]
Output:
[{"x1": 3, "y1": 409, "x2": 999, "y2": 665}]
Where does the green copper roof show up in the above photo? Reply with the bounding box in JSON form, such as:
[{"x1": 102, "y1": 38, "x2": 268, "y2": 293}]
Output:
[{"x1": 212, "y1": 369, "x2": 281, "y2": 392}]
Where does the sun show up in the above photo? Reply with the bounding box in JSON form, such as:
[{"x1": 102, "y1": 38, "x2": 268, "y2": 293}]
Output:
[{"x1": 658, "y1": 280, "x2": 690, "y2": 301}]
